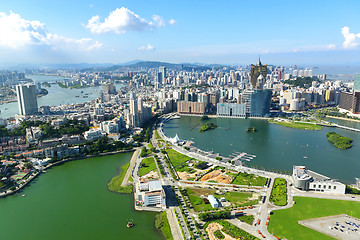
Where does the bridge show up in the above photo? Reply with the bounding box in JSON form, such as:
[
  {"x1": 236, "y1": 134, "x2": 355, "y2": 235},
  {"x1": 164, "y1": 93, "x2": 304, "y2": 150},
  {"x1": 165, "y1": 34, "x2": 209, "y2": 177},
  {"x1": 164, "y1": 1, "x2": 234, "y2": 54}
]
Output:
[{"x1": 334, "y1": 124, "x2": 360, "y2": 132}]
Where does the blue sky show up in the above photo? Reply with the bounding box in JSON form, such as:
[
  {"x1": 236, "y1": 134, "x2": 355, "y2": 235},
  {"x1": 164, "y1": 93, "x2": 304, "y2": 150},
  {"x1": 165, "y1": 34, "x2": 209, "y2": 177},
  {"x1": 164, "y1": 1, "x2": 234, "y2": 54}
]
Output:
[{"x1": 0, "y1": 0, "x2": 359, "y2": 65}]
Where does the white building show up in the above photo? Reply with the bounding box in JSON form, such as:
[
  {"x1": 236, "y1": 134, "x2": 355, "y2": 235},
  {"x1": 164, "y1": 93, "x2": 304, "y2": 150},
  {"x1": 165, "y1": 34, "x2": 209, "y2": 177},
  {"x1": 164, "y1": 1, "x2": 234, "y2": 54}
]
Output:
[
  {"x1": 208, "y1": 195, "x2": 219, "y2": 208},
  {"x1": 84, "y1": 129, "x2": 103, "y2": 141},
  {"x1": 217, "y1": 103, "x2": 246, "y2": 118},
  {"x1": 16, "y1": 84, "x2": 38, "y2": 115},
  {"x1": 292, "y1": 166, "x2": 346, "y2": 194},
  {"x1": 138, "y1": 180, "x2": 166, "y2": 208}
]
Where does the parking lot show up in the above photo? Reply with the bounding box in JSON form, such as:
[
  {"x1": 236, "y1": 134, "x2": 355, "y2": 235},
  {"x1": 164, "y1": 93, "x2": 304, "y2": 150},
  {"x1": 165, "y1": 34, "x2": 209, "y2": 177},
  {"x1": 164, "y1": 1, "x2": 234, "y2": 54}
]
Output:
[{"x1": 299, "y1": 214, "x2": 360, "y2": 240}]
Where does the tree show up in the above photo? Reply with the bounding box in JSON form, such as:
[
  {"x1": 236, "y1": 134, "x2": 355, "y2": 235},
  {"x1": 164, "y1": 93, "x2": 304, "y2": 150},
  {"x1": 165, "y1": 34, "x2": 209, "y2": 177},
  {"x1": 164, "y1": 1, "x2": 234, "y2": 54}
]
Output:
[{"x1": 24, "y1": 162, "x2": 33, "y2": 169}]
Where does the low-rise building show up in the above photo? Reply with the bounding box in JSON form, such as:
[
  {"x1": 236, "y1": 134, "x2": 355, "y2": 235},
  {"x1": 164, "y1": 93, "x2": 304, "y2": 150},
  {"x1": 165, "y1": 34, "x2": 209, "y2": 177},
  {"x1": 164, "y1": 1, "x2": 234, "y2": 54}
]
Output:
[
  {"x1": 292, "y1": 166, "x2": 345, "y2": 194},
  {"x1": 208, "y1": 195, "x2": 219, "y2": 208},
  {"x1": 138, "y1": 180, "x2": 166, "y2": 208},
  {"x1": 84, "y1": 129, "x2": 103, "y2": 141}
]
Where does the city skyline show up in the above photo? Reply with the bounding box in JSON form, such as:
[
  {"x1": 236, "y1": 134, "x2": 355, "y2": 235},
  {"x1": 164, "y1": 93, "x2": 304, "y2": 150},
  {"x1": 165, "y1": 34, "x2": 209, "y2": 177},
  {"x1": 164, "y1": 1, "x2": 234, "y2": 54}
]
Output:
[{"x1": 0, "y1": 0, "x2": 360, "y2": 65}]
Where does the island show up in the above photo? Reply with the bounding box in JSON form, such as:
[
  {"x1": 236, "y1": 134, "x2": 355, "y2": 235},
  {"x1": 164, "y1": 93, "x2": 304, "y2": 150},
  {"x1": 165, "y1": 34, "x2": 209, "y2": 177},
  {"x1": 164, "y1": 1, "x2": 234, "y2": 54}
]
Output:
[
  {"x1": 246, "y1": 127, "x2": 257, "y2": 132},
  {"x1": 200, "y1": 122, "x2": 217, "y2": 132},
  {"x1": 326, "y1": 132, "x2": 352, "y2": 149}
]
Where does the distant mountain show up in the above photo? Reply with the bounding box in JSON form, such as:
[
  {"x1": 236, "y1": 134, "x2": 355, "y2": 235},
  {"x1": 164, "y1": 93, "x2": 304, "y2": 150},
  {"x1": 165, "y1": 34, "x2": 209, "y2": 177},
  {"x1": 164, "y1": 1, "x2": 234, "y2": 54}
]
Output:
[{"x1": 105, "y1": 61, "x2": 231, "y2": 72}]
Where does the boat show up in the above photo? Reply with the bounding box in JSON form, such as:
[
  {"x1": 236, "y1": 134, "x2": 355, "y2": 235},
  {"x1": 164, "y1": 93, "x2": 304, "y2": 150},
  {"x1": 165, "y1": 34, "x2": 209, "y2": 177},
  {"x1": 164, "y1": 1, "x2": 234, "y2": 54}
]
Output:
[
  {"x1": 21, "y1": 194, "x2": 26, "y2": 197},
  {"x1": 81, "y1": 91, "x2": 84, "y2": 93},
  {"x1": 83, "y1": 96, "x2": 88, "y2": 98},
  {"x1": 226, "y1": 128, "x2": 230, "y2": 130},
  {"x1": 75, "y1": 95, "x2": 80, "y2": 97},
  {"x1": 303, "y1": 156, "x2": 308, "y2": 159},
  {"x1": 127, "y1": 220, "x2": 134, "y2": 228}
]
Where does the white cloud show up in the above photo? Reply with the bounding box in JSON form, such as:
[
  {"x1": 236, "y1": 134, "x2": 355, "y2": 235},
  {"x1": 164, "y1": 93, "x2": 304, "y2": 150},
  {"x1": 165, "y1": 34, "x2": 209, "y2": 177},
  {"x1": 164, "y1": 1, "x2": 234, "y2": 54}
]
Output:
[
  {"x1": 0, "y1": 11, "x2": 101, "y2": 51},
  {"x1": 152, "y1": 15, "x2": 165, "y2": 27},
  {"x1": 327, "y1": 43, "x2": 336, "y2": 49},
  {"x1": 138, "y1": 44, "x2": 155, "y2": 51},
  {"x1": 341, "y1": 26, "x2": 360, "y2": 48},
  {"x1": 169, "y1": 19, "x2": 176, "y2": 25},
  {"x1": 86, "y1": 7, "x2": 156, "y2": 34},
  {"x1": 89, "y1": 4, "x2": 94, "y2": 8}
]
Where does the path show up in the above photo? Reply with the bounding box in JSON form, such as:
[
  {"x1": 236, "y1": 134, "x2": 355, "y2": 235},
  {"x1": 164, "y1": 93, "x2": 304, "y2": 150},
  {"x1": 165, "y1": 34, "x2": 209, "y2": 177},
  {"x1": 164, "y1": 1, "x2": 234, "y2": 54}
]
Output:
[{"x1": 121, "y1": 149, "x2": 140, "y2": 186}]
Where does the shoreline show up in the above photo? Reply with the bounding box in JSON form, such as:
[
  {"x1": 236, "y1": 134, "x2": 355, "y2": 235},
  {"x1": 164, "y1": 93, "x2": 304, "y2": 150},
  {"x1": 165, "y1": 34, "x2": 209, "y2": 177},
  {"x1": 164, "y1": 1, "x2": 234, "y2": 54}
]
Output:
[
  {"x1": 326, "y1": 115, "x2": 360, "y2": 123},
  {"x1": 0, "y1": 149, "x2": 134, "y2": 199}
]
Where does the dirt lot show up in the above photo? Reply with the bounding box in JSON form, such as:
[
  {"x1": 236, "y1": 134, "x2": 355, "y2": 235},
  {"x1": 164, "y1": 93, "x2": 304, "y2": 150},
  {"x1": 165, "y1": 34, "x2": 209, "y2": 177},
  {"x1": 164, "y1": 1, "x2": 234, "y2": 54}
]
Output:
[
  {"x1": 200, "y1": 170, "x2": 234, "y2": 184},
  {"x1": 206, "y1": 222, "x2": 236, "y2": 240},
  {"x1": 142, "y1": 170, "x2": 159, "y2": 180}
]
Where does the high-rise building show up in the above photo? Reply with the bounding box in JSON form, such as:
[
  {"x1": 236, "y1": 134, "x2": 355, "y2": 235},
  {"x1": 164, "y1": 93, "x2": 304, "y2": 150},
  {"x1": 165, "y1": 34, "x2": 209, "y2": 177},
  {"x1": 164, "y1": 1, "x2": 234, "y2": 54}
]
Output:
[
  {"x1": 102, "y1": 83, "x2": 117, "y2": 94},
  {"x1": 16, "y1": 83, "x2": 38, "y2": 115},
  {"x1": 159, "y1": 66, "x2": 166, "y2": 84},
  {"x1": 250, "y1": 56, "x2": 267, "y2": 88},
  {"x1": 354, "y1": 74, "x2": 360, "y2": 93}
]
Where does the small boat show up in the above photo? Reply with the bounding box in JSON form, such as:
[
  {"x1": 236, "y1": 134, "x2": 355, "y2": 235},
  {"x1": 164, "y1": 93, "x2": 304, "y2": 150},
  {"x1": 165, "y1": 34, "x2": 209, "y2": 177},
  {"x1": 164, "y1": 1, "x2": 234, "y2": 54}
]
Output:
[
  {"x1": 75, "y1": 95, "x2": 80, "y2": 97},
  {"x1": 226, "y1": 128, "x2": 230, "y2": 130},
  {"x1": 83, "y1": 96, "x2": 88, "y2": 98},
  {"x1": 81, "y1": 91, "x2": 84, "y2": 93},
  {"x1": 127, "y1": 220, "x2": 134, "y2": 228},
  {"x1": 21, "y1": 194, "x2": 26, "y2": 197},
  {"x1": 303, "y1": 156, "x2": 308, "y2": 159}
]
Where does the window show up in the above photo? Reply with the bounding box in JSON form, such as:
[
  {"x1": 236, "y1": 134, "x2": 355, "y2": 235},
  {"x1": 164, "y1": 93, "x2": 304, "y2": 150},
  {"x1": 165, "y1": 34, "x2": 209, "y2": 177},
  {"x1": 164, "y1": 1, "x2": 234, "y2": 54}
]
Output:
[
  {"x1": 323, "y1": 185, "x2": 326, "y2": 189},
  {"x1": 318, "y1": 185, "x2": 321, "y2": 188},
  {"x1": 313, "y1": 184, "x2": 316, "y2": 188},
  {"x1": 328, "y1": 186, "x2": 331, "y2": 189},
  {"x1": 334, "y1": 186, "x2": 336, "y2": 190}
]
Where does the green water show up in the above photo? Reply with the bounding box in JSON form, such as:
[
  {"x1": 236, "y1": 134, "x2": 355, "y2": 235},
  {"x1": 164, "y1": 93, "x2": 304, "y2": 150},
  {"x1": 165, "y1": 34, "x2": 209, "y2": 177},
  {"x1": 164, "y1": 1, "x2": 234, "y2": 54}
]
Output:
[
  {"x1": 163, "y1": 116, "x2": 360, "y2": 184},
  {"x1": 0, "y1": 153, "x2": 161, "y2": 240}
]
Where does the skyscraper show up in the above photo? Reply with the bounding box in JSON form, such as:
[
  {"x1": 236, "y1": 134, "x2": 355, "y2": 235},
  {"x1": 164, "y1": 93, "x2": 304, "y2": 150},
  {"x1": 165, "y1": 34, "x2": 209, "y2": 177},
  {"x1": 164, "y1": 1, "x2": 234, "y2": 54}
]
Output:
[
  {"x1": 354, "y1": 74, "x2": 360, "y2": 93},
  {"x1": 159, "y1": 66, "x2": 167, "y2": 84},
  {"x1": 16, "y1": 83, "x2": 38, "y2": 115},
  {"x1": 250, "y1": 56, "x2": 267, "y2": 88}
]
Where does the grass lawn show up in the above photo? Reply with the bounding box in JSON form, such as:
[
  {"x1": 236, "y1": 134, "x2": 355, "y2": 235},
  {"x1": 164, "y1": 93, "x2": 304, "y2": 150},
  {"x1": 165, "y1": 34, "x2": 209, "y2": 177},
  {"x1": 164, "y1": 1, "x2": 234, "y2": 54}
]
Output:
[
  {"x1": 269, "y1": 197, "x2": 360, "y2": 240},
  {"x1": 270, "y1": 178, "x2": 287, "y2": 206},
  {"x1": 224, "y1": 192, "x2": 257, "y2": 207},
  {"x1": 107, "y1": 162, "x2": 133, "y2": 193},
  {"x1": 165, "y1": 148, "x2": 192, "y2": 167},
  {"x1": 270, "y1": 120, "x2": 322, "y2": 130},
  {"x1": 154, "y1": 129, "x2": 162, "y2": 140},
  {"x1": 185, "y1": 188, "x2": 217, "y2": 212},
  {"x1": 155, "y1": 211, "x2": 174, "y2": 240},
  {"x1": 185, "y1": 188, "x2": 255, "y2": 212},
  {"x1": 238, "y1": 214, "x2": 254, "y2": 225},
  {"x1": 175, "y1": 161, "x2": 196, "y2": 173},
  {"x1": 138, "y1": 157, "x2": 157, "y2": 176},
  {"x1": 231, "y1": 172, "x2": 267, "y2": 186}
]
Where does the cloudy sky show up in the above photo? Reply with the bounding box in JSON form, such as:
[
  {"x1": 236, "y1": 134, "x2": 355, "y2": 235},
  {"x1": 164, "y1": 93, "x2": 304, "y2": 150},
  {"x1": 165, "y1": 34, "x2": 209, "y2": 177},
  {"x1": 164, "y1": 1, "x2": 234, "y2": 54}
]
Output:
[{"x1": 0, "y1": 0, "x2": 359, "y2": 65}]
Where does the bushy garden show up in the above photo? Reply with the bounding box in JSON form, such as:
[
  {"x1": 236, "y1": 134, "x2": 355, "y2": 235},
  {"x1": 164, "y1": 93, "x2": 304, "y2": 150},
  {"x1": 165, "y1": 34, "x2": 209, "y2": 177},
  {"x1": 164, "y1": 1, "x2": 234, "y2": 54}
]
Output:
[
  {"x1": 270, "y1": 178, "x2": 287, "y2": 206},
  {"x1": 326, "y1": 132, "x2": 352, "y2": 149}
]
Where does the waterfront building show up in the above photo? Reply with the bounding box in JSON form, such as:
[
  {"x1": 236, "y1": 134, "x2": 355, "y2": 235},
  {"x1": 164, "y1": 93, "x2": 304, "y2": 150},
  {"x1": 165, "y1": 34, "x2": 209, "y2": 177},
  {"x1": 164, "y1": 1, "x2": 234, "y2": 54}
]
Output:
[
  {"x1": 217, "y1": 103, "x2": 246, "y2": 118},
  {"x1": 250, "y1": 56, "x2": 267, "y2": 89},
  {"x1": 138, "y1": 180, "x2": 166, "y2": 208},
  {"x1": 292, "y1": 166, "x2": 345, "y2": 194},
  {"x1": 16, "y1": 83, "x2": 38, "y2": 115},
  {"x1": 177, "y1": 101, "x2": 205, "y2": 115},
  {"x1": 339, "y1": 92, "x2": 360, "y2": 114},
  {"x1": 102, "y1": 83, "x2": 117, "y2": 95}
]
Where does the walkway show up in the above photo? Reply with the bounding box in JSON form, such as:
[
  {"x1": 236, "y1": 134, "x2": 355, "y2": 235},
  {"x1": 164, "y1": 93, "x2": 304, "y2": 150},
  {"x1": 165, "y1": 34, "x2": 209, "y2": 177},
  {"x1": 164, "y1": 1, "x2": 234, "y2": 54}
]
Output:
[{"x1": 121, "y1": 149, "x2": 140, "y2": 186}]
